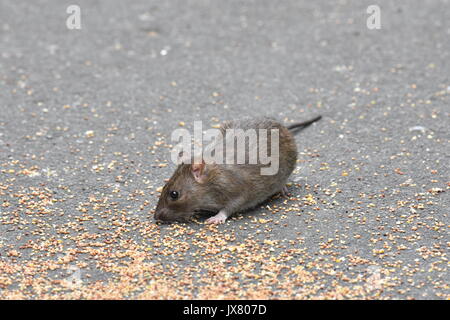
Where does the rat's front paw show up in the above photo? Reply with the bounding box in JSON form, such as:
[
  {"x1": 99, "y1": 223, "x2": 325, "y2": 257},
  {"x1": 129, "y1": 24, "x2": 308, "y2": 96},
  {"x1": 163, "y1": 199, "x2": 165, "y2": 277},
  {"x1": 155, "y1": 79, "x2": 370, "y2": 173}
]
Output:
[{"x1": 206, "y1": 212, "x2": 228, "y2": 224}]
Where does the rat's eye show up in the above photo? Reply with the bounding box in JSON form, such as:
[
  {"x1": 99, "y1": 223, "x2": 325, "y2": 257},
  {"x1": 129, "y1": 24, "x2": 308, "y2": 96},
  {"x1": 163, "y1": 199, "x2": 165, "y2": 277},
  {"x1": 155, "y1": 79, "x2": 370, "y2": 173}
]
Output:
[{"x1": 169, "y1": 191, "x2": 179, "y2": 200}]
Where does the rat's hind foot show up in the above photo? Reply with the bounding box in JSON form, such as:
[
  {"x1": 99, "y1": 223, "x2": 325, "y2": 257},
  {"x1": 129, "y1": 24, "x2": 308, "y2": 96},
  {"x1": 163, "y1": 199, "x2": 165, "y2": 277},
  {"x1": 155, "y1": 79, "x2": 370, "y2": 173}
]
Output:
[
  {"x1": 280, "y1": 185, "x2": 289, "y2": 197},
  {"x1": 206, "y1": 210, "x2": 229, "y2": 224}
]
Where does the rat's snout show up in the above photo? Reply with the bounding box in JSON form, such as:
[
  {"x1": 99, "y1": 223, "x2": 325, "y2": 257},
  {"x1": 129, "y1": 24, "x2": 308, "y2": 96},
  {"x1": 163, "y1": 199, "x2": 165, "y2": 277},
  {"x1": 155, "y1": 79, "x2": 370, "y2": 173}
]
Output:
[
  {"x1": 154, "y1": 206, "x2": 191, "y2": 223},
  {"x1": 154, "y1": 207, "x2": 169, "y2": 221}
]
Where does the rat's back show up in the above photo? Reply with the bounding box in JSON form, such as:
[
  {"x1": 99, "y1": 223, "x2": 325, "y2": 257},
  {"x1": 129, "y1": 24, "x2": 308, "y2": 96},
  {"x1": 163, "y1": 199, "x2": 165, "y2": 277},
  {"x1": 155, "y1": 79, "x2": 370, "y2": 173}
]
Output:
[{"x1": 212, "y1": 117, "x2": 298, "y2": 211}]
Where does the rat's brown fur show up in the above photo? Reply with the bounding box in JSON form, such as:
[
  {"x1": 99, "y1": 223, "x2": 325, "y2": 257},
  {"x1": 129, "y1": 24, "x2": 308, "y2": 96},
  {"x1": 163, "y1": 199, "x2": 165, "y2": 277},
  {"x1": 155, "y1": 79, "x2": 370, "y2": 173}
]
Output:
[{"x1": 154, "y1": 116, "x2": 320, "y2": 223}]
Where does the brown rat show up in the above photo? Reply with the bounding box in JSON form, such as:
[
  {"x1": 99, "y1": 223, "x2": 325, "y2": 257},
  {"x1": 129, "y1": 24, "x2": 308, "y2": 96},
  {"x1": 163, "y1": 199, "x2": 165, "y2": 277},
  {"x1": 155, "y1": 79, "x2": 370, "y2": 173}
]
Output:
[{"x1": 154, "y1": 115, "x2": 321, "y2": 224}]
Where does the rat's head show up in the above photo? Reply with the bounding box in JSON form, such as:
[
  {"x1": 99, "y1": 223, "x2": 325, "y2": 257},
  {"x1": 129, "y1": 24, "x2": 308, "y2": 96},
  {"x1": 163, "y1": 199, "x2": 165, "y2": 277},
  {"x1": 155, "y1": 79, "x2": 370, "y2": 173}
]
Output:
[{"x1": 154, "y1": 161, "x2": 218, "y2": 222}]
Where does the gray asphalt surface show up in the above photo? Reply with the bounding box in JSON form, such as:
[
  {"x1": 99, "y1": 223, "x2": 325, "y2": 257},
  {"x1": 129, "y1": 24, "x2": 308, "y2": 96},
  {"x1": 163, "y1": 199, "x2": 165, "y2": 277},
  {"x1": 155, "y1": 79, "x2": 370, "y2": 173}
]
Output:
[{"x1": 0, "y1": 0, "x2": 449, "y2": 299}]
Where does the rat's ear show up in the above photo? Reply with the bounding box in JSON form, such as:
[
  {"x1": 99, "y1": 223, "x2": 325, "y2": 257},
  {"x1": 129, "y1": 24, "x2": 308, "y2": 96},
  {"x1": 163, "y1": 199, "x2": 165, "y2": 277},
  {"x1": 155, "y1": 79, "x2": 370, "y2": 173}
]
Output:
[{"x1": 191, "y1": 159, "x2": 207, "y2": 183}]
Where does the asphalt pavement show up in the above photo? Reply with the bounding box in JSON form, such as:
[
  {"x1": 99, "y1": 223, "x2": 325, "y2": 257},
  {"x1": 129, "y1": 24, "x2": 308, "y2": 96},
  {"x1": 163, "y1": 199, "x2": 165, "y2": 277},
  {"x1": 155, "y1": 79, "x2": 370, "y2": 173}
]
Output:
[{"x1": 0, "y1": 0, "x2": 448, "y2": 299}]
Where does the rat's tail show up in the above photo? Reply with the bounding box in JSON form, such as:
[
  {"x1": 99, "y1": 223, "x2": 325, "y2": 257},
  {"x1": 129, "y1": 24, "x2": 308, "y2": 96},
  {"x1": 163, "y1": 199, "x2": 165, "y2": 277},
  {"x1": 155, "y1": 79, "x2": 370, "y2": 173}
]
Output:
[{"x1": 287, "y1": 115, "x2": 322, "y2": 134}]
